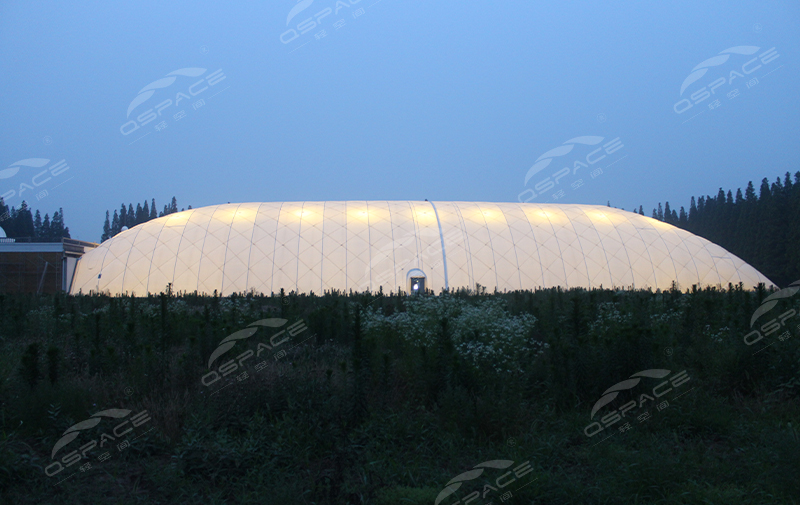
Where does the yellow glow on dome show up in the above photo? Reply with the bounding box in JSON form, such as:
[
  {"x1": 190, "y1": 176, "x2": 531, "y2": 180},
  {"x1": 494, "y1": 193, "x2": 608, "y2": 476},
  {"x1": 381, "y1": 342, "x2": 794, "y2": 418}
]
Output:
[
  {"x1": 347, "y1": 208, "x2": 372, "y2": 221},
  {"x1": 478, "y1": 208, "x2": 504, "y2": 221},
  {"x1": 165, "y1": 212, "x2": 191, "y2": 227},
  {"x1": 414, "y1": 209, "x2": 436, "y2": 222},
  {"x1": 233, "y1": 208, "x2": 255, "y2": 221}
]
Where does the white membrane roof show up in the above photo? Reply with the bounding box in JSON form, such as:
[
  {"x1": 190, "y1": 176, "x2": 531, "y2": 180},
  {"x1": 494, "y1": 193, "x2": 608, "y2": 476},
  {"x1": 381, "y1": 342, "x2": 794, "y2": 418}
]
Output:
[{"x1": 70, "y1": 201, "x2": 775, "y2": 295}]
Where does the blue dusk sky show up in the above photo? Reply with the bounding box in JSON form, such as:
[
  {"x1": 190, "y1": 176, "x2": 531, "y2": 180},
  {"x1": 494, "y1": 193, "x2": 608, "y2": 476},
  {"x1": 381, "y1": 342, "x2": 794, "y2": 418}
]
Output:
[{"x1": 1, "y1": 0, "x2": 798, "y2": 241}]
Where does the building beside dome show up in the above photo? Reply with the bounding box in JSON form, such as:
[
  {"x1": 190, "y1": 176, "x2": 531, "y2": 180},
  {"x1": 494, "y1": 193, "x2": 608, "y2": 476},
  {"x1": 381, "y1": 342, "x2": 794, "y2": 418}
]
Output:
[
  {"x1": 69, "y1": 201, "x2": 775, "y2": 296},
  {"x1": 0, "y1": 238, "x2": 98, "y2": 294}
]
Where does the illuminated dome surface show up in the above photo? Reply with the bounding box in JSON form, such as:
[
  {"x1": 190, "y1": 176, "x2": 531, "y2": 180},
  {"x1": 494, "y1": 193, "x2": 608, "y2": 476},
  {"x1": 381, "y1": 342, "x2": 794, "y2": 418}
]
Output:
[{"x1": 70, "y1": 201, "x2": 774, "y2": 296}]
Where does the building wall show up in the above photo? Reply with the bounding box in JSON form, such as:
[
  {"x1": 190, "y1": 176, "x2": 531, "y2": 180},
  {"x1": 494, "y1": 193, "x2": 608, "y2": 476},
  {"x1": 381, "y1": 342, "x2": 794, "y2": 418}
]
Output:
[{"x1": 0, "y1": 251, "x2": 64, "y2": 294}]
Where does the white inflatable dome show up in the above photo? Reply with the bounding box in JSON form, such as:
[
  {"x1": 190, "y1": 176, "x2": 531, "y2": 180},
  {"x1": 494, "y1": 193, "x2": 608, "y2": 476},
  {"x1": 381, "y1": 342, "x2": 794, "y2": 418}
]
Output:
[{"x1": 70, "y1": 201, "x2": 774, "y2": 296}]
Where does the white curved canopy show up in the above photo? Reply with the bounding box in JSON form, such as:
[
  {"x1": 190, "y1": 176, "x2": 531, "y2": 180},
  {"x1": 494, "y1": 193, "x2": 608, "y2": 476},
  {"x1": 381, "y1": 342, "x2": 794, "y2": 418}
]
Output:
[{"x1": 70, "y1": 201, "x2": 774, "y2": 296}]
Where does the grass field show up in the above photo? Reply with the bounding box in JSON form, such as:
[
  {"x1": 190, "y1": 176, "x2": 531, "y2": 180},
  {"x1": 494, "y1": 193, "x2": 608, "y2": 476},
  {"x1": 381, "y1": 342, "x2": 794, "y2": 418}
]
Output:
[{"x1": 0, "y1": 284, "x2": 798, "y2": 504}]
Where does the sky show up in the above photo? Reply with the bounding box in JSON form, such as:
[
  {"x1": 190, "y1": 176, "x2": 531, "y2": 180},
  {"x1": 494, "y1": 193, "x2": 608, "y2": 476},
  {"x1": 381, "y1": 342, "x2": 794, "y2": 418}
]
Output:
[{"x1": 1, "y1": 0, "x2": 798, "y2": 242}]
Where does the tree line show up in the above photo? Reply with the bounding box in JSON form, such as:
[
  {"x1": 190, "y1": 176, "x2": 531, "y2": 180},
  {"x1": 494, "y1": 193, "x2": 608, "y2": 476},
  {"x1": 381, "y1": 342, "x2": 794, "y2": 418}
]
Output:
[
  {"x1": 8, "y1": 168, "x2": 797, "y2": 289},
  {"x1": 642, "y1": 170, "x2": 800, "y2": 288},
  {"x1": 0, "y1": 199, "x2": 70, "y2": 242},
  {"x1": 101, "y1": 197, "x2": 191, "y2": 241}
]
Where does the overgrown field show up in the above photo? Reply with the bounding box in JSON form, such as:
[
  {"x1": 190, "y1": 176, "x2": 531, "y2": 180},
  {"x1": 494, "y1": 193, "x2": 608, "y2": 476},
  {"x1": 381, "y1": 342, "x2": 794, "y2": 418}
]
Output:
[{"x1": 0, "y1": 284, "x2": 798, "y2": 504}]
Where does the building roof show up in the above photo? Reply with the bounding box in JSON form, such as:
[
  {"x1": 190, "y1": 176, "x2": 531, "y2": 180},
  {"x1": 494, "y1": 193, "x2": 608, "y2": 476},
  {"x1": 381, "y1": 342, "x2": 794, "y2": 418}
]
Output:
[{"x1": 69, "y1": 201, "x2": 775, "y2": 296}]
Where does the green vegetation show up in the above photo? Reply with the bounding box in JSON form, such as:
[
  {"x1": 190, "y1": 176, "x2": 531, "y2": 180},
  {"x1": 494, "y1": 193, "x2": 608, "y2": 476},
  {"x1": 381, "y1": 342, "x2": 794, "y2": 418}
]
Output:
[{"x1": 0, "y1": 284, "x2": 798, "y2": 504}]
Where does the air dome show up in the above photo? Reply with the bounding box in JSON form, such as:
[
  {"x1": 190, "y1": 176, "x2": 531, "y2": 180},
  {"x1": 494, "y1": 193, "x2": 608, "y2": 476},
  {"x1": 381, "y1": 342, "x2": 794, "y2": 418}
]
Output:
[{"x1": 70, "y1": 201, "x2": 774, "y2": 296}]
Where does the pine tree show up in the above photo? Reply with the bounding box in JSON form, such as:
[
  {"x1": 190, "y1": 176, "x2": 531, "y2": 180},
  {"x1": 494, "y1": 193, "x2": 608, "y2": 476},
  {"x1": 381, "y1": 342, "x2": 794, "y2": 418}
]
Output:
[
  {"x1": 42, "y1": 213, "x2": 51, "y2": 241},
  {"x1": 150, "y1": 198, "x2": 157, "y2": 219},
  {"x1": 759, "y1": 178, "x2": 771, "y2": 201},
  {"x1": 745, "y1": 181, "x2": 757, "y2": 203},
  {"x1": 14, "y1": 201, "x2": 35, "y2": 239},
  {"x1": 111, "y1": 210, "x2": 120, "y2": 236},
  {"x1": 56, "y1": 208, "x2": 70, "y2": 239},
  {"x1": 127, "y1": 204, "x2": 135, "y2": 228},
  {"x1": 142, "y1": 200, "x2": 150, "y2": 222},
  {"x1": 170, "y1": 197, "x2": 178, "y2": 214},
  {"x1": 638, "y1": 205, "x2": 644, "y2": 215},
  {"x1": 664, "y1": 202, "x2": 672, "y2": 223},
  {"x1": 102, "y1": 211, "x2": 111, "y2": 242},
  {"x1": 119, "y1": 204, "x2": 127, "y2": 230},
  {"x1": 34, "y1": 210, "x2": 43, "y2": 241},
  {"x1": 657, "y1": 203, "x2": 664, "y2": 221},
  {"x1": 51, "y1": 210, "x2": 64, "y2": 240},
  {"x1": 4, "y1": 206, "x2": 16, "y2": 237}
]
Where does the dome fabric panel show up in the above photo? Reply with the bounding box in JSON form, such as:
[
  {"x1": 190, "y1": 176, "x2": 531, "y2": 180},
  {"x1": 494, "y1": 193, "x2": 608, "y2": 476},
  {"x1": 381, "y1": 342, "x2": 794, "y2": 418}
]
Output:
[{"x1": 70, "y1": 201, "x2": 776, "y2": 296}]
